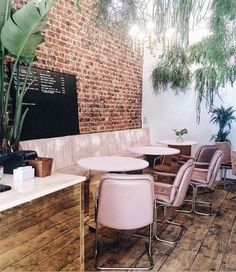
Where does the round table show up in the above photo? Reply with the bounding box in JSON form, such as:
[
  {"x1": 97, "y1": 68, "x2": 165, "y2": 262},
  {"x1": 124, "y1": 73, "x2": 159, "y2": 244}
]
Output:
[
  {"x1": 129, "y1": 145, "x2": 180, "y2": 170},
  {"x1": 157, "y1": 140, "x2": 198, "y2": 146},
  {"x1": 78, "y1": 156, "x2": 149, "y2": 230},
  {"x1": 78, "y1": 156, "x2": 149, "y2": 172},
  {"x1": 129, "y1": 145, "x2": 180, "y2": 156},
  {"x1": 157, "y1": 140, "x2": 198, "y2": 157}
]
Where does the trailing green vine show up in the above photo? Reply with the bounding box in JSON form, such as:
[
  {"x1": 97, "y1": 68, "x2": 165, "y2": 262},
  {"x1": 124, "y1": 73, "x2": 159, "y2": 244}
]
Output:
[
  {"x1": 188, "y1": 0, "x2": 236, "y2": 121},
  {"x1": 152, "y1": 46, "x2": 190, "y2": 93},
  {"x1": 84, "y1": 0, "x2": 208, "y2": 50},
  {"x1": 76, "y1": 0, "x2": 236, "y2": 121}
]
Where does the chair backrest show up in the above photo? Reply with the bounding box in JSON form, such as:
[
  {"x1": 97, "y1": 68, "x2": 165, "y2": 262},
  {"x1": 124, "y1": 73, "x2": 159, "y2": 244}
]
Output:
[
  {"x1": 171, "y1": 159, "x2": 195, "y2": 207},
  {"x1": 97, "y1": 174, "x2": 154, "y2": 230},
  {"x1": 195, "y1": 145, "x2": 219, "y2": 168},
  {"x1": 206, "y1": 150, "x2": 223, "y2": 188}
]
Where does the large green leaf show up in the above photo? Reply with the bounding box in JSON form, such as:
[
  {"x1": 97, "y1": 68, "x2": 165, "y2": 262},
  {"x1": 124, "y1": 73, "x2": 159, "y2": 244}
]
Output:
[
  {"x1": 1, "y1": 0, "x2": 53, "y2": 63},
  {"x1": 0, "y1": 0, "x2": 10, "y2": 33}
]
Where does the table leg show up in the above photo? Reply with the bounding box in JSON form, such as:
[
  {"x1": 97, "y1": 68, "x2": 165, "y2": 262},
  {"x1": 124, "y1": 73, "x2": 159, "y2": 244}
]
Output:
[{"x1": 86, "y1": 170, "x2": 105, "y2": 230}]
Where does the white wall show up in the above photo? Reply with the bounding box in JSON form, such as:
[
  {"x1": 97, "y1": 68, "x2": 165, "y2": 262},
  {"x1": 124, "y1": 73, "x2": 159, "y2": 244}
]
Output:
[
  {"x1": 142, "y1": 48, "x2": 236, "y2": 179},
  {"x1": 142, "y1": 48, "x2": 236, "y2": 152}
]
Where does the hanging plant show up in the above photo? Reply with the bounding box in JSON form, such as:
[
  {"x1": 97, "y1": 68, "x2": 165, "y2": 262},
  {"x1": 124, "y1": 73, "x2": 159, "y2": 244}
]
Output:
[
  {"x1": 77, "y1": 0, "x2": 236, "y2": 122},
  {"x1": 82, "y1": 0, "x2": 209, "y2": 50},
  {"x1": 188, "y1": 0, "x2": 236, "y2": 121},
  {"x1": 152, "y1": 46, "x2": 190, "y2": 93}
]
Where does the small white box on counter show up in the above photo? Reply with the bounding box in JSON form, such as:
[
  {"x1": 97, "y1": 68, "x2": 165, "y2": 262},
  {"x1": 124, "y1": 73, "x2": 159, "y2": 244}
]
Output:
[{"x1": 13, "y1": 166, "x2": 35, "y2": 181}]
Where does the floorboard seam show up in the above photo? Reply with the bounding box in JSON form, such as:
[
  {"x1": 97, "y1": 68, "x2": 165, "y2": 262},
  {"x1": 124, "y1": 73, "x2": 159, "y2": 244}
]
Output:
[{"x1": 188, "y1": 190, "x2": 228, "y2": 271}]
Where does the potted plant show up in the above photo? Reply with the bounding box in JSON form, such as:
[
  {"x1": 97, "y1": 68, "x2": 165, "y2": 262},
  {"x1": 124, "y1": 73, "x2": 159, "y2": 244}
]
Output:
[
  {"x1": 0, "y1": 0, "x2": 53, "y2": 173},
  {"x1": 210, "y1": 105, "x2": 236, "y2": 164},
  {"x1": 0, "y1": 0, "x2": 53, "y2": 154},
  {"x1": 172, "y1": 128, "x2": 188, "y2": 143}
]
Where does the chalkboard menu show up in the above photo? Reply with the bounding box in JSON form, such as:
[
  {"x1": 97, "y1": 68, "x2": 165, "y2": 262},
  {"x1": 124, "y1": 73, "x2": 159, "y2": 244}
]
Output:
[{"x1": 11, "y1": 65, "x2": 79, "y2": 140}]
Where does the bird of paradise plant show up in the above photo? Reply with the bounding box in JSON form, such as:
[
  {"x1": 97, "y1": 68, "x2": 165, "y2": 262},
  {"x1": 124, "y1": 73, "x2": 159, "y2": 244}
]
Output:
[{"x1": 0, "y1": 0, "x2": 53, "y2": 153}]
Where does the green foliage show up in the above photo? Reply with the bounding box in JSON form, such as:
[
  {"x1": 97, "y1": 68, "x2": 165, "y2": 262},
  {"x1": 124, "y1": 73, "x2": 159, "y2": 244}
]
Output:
[
  {"x1": 0, "y1": 0, "x2": 53, "y2": 152},
  {"x1": 152, "y1": 46, "x2": 190, "y2": 93},
  {"x1": 92, "y1": 0, "x2": 138, "y2": 29},
  {"x1": 76, "y1": 0, "x2": 83, "y2": 10},
  {"x1": 90, "y1": 1, "x2": 208, "y2": 49},
  {"x1": 210, "y1": 105, "x2": 236, "y2": 142},
  {"x1": 1, "y1": 1, "x2": 53, "y2": 64},
  {"x1": 188, "y1": 0, "x2": 236, "y2": 120},
  {"x1": 152, "y1": 0, "x2": 236, "y2": 121},
  {"x1": 173, "y1": 128, "x2": 188, "y2": 136}
]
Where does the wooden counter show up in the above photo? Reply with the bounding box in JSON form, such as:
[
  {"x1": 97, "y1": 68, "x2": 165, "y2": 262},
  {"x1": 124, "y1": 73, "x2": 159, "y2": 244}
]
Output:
[{"x1": 0, "y1": 173, "x2": 86, "y2": 271}]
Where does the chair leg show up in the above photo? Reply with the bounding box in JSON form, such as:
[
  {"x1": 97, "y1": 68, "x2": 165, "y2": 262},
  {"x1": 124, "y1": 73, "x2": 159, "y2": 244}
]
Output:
[
  {"x1": 177, "y1": 186, "x2": 215, "y2": 216},
  {"x1": 95, "y1": 223, "x2": 154, "y2": 270},
  {"x1": 221, "y1": 167, "x2": 227, "y2": 182},
  {"x1": 147, "y1": 223, "x2": 154, "y2": 268},
  {"x1": 193, "y1": 199, "x2": 214, "y2": 216},
  {"x1": 95, "y1": 198, "x2": 154, "y2": 271},
  {"x1": 176, "y1": 184, "x2": 195, "y2": 214},
  {"x1": 94, "y1": 199, "x2": 99, "y2": 268},
  {"x1": 154, "y1": 206, "x2": 186, "y2": 245},
  {"x1": 134, "y1": 204, "x2": 156, "y2": 240}
]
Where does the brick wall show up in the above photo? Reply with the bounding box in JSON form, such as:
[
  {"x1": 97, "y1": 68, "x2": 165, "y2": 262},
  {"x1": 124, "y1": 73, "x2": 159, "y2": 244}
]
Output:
[{"x1": 13, "y1": 0, "x2": 143, "y2": 134}]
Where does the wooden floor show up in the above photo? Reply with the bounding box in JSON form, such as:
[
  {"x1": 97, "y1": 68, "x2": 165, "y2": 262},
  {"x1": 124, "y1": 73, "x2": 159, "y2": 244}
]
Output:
[{"x1": 85, "y1": 182, "x2": 236, "y2": 271}]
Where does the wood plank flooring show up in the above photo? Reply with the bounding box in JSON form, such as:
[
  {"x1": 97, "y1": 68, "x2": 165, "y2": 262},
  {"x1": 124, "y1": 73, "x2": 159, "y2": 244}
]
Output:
[{"x1": 85, "y1": 182, "x2": 236, "y2": 271}]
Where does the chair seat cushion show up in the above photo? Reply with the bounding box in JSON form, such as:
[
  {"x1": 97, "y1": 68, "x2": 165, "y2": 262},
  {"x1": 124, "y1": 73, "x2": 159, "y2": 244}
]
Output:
[
  {"x1": 154, "y1": 164, "x2": 180, "y2": 174},
  {"x1": 191, "y1": 169, "x2": 208, "y2": 184},
  {"x1": 154, "y1": 182, "x2": 171, "y2": 204}
]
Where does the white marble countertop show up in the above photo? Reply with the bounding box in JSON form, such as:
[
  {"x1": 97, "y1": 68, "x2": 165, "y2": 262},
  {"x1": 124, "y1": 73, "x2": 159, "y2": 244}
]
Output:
[{"x1": 0, "y1": 172, "x2": 86, "y2": 212}]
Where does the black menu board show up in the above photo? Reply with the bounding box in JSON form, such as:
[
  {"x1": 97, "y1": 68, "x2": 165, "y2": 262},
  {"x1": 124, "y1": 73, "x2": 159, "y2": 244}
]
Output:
[{"x1": 11, "y1": 65, "x2": 79, "y2": 140}]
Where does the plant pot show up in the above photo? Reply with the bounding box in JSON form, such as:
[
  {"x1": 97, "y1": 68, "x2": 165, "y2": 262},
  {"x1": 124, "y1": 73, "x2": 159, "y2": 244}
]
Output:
[
  {"x1": 231, "y1": 151, "x2": 236, "y2": 175},
  {"x1": 215, "y1": 142, "x2": 231, "y2": 164},
  {"x1": 28, "y1": 157, "x2": 53, "y2": 177}
]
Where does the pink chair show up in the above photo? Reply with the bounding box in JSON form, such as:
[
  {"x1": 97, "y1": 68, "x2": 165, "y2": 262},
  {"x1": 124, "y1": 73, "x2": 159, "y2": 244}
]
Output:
[
  {"x1": 179, "y1": 144, "x2": 218, "y2": 168},
  {"x1": 179, "y1": 150, "x2": 223, "y2": 215},
  {"x1": 95, "y1": 173, "x2": 155, "y2": 270},
  {"x1": 154, "y1": 159, "x2": 194, "y2": 244},
  {"x1": 153, "y1": 145, "x2": 218, "y2": 178}
]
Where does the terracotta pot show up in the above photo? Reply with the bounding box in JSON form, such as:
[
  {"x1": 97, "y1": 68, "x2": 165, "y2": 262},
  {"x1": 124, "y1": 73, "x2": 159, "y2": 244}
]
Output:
[
  {"x1": 215, "y1": 142, "x2": 231, "y2": 164},
  {"x1": 231, "y1": 150, "x2": 236, "y2": 175}
]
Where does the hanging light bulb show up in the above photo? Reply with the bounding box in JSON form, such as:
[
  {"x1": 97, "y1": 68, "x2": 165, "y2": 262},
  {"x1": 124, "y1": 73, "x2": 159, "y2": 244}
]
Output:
[{"x1": 129, "y1": 25, "x2": 140, "y2": 51}]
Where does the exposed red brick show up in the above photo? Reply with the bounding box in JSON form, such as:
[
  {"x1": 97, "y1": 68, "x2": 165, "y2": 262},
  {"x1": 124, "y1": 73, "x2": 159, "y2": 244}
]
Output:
[{"x1": 12, "y1": 0, "x2": 143, "y2": 134}]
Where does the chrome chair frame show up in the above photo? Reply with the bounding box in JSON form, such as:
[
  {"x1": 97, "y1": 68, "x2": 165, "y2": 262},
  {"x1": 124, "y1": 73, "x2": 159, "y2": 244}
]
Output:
[
  {"x1": 178, "y1": 151, "x2": 223, "y2": 216},
  {"x1": 154, "y1": 184, "x2": 186, "y2": 245},
  {"x1": 153, "y1": 160, "x2": 194, "y2": 244}
]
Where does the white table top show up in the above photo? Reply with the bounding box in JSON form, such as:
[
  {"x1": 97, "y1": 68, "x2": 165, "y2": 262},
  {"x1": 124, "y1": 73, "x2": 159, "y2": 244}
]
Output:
[
  {"x1": 129, "y1": 145, "x2": 180, "y2": 156},
  {"x1": 78, "y1": 156, "x2": 149, "y2": 172},
  {"x1": 157, "y1": 140, "x2": 198, "y2": 146},
  {"x1": 0, "y1": 173, "x2": 86, "y2": 212}
]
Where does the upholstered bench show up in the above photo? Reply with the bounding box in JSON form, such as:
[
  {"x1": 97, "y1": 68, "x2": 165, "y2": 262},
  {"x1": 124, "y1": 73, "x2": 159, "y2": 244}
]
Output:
[
  {"x1": 20, "y1": 128, "x2": 150, "y2": 177},
  {"x1": 20, "y1": 128, "x2": 150, "y2": 229}
]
